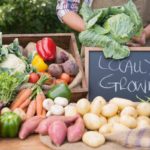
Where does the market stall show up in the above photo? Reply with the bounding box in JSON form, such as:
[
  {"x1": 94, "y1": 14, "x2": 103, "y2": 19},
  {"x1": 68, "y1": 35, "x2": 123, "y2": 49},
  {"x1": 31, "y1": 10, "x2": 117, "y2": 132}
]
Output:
[{"x1": 0, "y1": 0, "x2": 150, "y2": 150}]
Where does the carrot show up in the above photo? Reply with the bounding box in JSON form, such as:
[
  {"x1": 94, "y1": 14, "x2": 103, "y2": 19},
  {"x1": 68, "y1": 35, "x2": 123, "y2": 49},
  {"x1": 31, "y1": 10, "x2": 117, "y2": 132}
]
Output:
[
  {"x1": 19, "y1": 98, "x2": 31, "y2": 109},
  {"x1": 26, "y1": 100, "x2": 36, "y2": 119},
  {"x1": 23, "y1": 107, "x2": 28, "y2": 113},
  {"x1": 11, "y1": 88, "x2": 32, "y2": 110},
  {"x1": 36, "y1": 93, "x2": 44, "y2": 116},
  {"x1": 42, "y1": 109, "x2": 46, "y2": 117}
]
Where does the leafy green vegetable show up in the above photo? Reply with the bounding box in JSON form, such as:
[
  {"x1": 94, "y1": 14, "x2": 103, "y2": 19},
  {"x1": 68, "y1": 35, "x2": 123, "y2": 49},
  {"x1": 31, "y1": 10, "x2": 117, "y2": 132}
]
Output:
[
  {"x1": 0, "y1": 72, "x2": 27, "y2": 108},
  {"x1": 79, "y1": 0, "x2": 143, "y2": 59}
]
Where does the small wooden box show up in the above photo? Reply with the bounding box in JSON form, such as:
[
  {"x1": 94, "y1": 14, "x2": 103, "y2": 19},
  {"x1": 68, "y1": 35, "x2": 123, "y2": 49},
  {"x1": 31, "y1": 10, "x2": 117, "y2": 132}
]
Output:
[{"x1": 2, "y1": 33, "x2": 88, "y2": 101}]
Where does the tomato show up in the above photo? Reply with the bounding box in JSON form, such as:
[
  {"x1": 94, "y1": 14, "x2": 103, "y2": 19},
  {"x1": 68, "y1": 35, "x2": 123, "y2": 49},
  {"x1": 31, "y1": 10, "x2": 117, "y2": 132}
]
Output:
[
  {"x1": 55, "y1": 79, "x2": 67, "y2": 85},
  {"x1": 29, "y1": 72, "x2": 40, "y2": 83},
  {"x1": 60, "y1": 73, "x2": 71, "y2": 84}
]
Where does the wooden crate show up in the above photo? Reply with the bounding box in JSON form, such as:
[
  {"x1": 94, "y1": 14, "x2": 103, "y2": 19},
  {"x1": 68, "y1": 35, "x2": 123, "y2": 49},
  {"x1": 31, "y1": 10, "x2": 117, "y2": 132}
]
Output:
[{"x1": 2, "y1": 33, "x2": 88, "y2": 101}]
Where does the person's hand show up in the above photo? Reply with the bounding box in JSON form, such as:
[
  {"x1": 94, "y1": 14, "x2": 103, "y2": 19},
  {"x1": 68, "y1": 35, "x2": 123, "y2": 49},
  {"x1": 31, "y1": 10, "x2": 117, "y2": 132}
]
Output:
[{"x1": 127, "y1": 30, "x2": 147, "y2": 47}]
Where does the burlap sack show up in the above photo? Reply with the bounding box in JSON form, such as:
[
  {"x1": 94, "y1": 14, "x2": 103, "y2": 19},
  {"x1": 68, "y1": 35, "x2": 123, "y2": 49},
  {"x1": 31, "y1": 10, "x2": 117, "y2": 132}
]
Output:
[{"x1": 40, "y1": 128, "x2": 150, "y2": 150}]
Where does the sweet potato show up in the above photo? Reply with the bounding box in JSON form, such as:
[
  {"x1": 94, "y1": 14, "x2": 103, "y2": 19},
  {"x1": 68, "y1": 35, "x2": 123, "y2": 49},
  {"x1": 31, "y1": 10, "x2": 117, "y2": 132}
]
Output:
[
  {"x1": 19, "y1": 116, "x2": 43, "y2": 139},
  {"x1": 48, "y1": 120, "x2": 67, "y2": 146},
  {"x1": 67, "y1": 117, "x2": 85, "y2": 142},
  {"x1": 35, "y1": 115, "x2": 78, "y2": 135}
]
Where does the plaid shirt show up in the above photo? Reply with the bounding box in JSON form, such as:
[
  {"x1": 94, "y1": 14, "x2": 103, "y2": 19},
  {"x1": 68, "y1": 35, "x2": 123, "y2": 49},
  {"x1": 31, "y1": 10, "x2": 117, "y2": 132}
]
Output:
[{"x1": 56, "y1": 0, "x2": 93, "y2": 22}]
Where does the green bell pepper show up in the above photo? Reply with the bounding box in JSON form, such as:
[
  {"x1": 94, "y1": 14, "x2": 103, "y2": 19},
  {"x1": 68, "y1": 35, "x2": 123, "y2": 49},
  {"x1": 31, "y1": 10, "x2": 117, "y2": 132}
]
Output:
[
  {"x1": 0, "y1": 112, "x2": 21, "y2": 138},
  {"x1": 46, "y1": 83, "x2": 72, "y2": 100}
]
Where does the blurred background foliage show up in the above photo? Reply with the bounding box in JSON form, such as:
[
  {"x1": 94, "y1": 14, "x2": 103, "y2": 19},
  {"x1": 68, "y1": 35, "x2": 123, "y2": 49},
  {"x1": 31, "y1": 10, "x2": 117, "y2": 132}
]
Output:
[{"x1": 0, "y1": 0, "x2": 73, "y2": 33}]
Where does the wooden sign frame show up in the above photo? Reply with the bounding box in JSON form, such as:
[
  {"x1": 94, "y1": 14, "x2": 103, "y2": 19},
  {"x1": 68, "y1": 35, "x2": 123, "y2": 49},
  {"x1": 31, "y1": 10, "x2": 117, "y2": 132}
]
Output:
[{"x1": 85, "y1": 47, "x2": 150, "y2": 98}]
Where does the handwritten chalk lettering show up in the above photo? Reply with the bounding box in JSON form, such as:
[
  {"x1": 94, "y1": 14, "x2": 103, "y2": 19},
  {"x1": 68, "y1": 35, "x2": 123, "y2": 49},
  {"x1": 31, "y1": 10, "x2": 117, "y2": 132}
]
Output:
[
  {"x1": 98, "y1": 56, "x2": 148, "y2": 75},
  {"x1": 99, "y1": 74, "x2": 149, "y2": 93}
]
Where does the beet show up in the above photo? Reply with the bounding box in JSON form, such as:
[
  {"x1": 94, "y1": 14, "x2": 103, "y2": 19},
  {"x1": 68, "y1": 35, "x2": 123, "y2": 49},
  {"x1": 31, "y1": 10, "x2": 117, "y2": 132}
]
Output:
[
  {"x1": 48, "y1": 64, "x2": 63, "y2": 78},
  {"x1": 62, "y1": 60, "x2": 79, "y2": 76},
  {"x1": 56, "y1": 51, "x2": 69, "y2": 64}
]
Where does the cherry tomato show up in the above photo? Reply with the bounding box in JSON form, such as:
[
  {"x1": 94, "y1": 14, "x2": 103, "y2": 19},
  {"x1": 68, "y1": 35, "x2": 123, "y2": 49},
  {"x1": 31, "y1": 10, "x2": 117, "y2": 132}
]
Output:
[
  {"x1": 29, "y1": 72, "x2": 40, "y2": 83},
  {"x1": 60, "y1": 73, "x2": 71, "y2": 84}
]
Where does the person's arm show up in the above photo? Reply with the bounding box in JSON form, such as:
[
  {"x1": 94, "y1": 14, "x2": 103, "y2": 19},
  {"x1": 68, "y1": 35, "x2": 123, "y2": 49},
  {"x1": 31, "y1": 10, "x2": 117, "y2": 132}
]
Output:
[
  {"x1": 56, "y1": 0, "x2": 85, "y2": 32},
  {"x1": 62, "y1": 12, "x2": 85, "y2": 32},
  {"x1": 144, "y1": 24, "x2": 150, "y2": 39},
  {"x1": 128, "y1": 24, "x2": 150, "y2": 46}
]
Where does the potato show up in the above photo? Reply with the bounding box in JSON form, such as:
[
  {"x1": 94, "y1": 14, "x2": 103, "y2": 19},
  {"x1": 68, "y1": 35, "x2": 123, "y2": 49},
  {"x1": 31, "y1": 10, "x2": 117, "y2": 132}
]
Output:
[
  {"x1": 51, "y1": 105, "x2": 64, "y2": 116},
  {"x1": 120, "y1": 106, "x2": 137, "y2": 118},
  {"x1": 13, "y1": 108, "x2": 26, "y2": 121},
  {"x1": 101, "y1": 103, "x2": 118, "y2": 117},
  {"x1": 82, "y1": 131, "x2": 105, "y2": 148},
  {"x1": 137, "y1": 116, "x2": 150, "y2": 123},
  {"x1": 120, "y1": 115, "x2": 137, "y2": 129},
  {"x1": 54, "y1": 97, "x2": 68, "y2": 107},
  {"x1": 99, "y1": 123, "x2": 112, "y2": 135},
  {"x1": 108, "y1": 115, "x2": 120, "y2": 124},
  {"x1": 90, "y1": 96, "x2": 106, "y2": 115},
  {"x1": 109, "y1": 97, "x2": 136, "y2": 110},
  {"x1": 76, "y1": 98, "x2": 90, "y2": 115},
  {"x1": 1, "y1": 107, "x2": 11, "y2": 114},
  {"x1": 111, "y1": 123, "x2": 130, "y2": 133},
  {"x1": 65, "y1": 105, "x2": 78, "y2": 117},
  {"x1": 83, "y1": 113, "x2": 102, "y2": 130},
  {"x1": 137, "y1": 102, "x2": 150, "y2": 117},
  {"x1": 137, "y1": 119, "x2": 150, "y2": 129},
  {"x1": 99, "y1": 116, "x2": 107, "y2": 126},
  {"x1": 43, "y1": 99, "x2": 54, "y2": 111}
]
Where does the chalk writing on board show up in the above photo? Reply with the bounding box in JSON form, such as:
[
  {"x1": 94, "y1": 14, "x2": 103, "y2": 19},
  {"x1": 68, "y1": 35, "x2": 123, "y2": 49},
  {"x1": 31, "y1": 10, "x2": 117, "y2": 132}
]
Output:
[{"x1": 98, "y1": 56, "x2": 150, "y2": 94}]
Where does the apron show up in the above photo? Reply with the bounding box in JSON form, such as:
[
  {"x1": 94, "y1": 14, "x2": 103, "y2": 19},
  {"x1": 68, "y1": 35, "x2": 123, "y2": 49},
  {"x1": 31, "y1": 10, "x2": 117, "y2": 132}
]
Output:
[{"x1": 91, "y1": 0, "x2": 150, "y2": 46}]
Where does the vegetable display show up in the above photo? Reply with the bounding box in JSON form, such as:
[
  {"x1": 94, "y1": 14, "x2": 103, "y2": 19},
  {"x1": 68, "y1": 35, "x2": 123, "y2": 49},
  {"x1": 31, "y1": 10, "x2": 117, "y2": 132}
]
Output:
[{"x1": 79, "y1": 0, "x2": 143, "y2": 59}]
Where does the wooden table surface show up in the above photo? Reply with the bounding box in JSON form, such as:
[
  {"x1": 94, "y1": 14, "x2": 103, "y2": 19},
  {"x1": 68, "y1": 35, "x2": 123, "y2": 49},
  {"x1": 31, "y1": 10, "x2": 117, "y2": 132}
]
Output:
[{"x1": 1, "y1": 135, "x2": 51, "y2": 150}]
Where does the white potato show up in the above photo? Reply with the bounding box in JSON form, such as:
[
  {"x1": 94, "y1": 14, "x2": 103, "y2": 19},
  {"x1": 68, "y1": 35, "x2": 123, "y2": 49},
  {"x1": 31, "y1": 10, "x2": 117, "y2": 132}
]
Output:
[
  {"x1": 137, "y1": 119, "x2": 150, "y2": 129},
  {"x1": 54, "y1": 97, "x2": 68, "y2": 107},
  {"x1": 83, "y1": 113, "x2": 102, "y2": 130},
  {"x1": 64, "y1": 105, "x2": 77, "y2": 117},
  {"x1": 137, "y1": 102, "x2": 150, "y2": 117},
  {"x1": 13, "y1": 108, "x2": 26, "y2": 121},
  {"x1": 108, "y1": 115, "x2": 120, "y2": 124},
  {"x1": 109, "y1": 97, "x2": 136, "y2": 110},
  {"x1": 1, "y1": 107, "x2": 11, "y2": 114},
  {"x1": 99, "y1": 123, "x2": 112, "y2": 135},
  {"x1": 82, "y1": 131, "x2": 105, "y2": 148},
  {"x1": 51, "y1": 105, "x2": 64, "y2": 116},
  {"x1": 76, "y1": 98, "x2": 90, "y2": 115},
  {"x1": 90, "y1": 97, "x2": 106, "y2": 115},
  {"x1": 120, "y1": 106, "x2": 137, "y2": 118},
  {"x1": 92, "y1": 96, "x2": 106, "y2": 105},
  {"x1": 46, "y1": 110, "x2": 52, "y2": 117},
  {"x1": 99, "y1": 116, "x2": 107, "y2": 126},
  {"x1": 43, "y1": 98, "x2": 54, "y2": 111},
  {"x1": 111, "y1": 123, "x2": 130, "y2": 133},
  {"x1": 120, "y1": 115, "x2": 137, "y2": 129},
  {"x1": 102, "y1": 103, "x2": 118, "y2": 117},
  {"x1": 137, "y1": 116, "x2": 150, "y2": 123}
]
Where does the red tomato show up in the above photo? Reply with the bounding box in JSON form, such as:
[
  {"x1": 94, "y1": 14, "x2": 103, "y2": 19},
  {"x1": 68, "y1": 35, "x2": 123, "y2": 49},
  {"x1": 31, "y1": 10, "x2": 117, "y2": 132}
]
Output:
[
  {"x1": 29, "y1": 73, "x2": 40, "y2": 83},
  {"x1": 60, "y1": 73, "x2": 71, "y2": 84}
]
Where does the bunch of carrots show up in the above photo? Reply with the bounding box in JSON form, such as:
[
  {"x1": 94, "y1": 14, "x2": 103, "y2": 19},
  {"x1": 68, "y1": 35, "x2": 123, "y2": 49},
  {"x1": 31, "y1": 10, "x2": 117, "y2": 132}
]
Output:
[{"x1": 10, "y1": 75, "x2": 48, "y2": 119}]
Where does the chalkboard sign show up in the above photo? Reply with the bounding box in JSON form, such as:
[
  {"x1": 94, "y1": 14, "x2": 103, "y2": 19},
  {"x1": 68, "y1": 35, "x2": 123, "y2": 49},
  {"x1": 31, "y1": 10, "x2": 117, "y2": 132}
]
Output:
[{"x1": 85, "y1": 47, "x2": 150, "y2": 101}]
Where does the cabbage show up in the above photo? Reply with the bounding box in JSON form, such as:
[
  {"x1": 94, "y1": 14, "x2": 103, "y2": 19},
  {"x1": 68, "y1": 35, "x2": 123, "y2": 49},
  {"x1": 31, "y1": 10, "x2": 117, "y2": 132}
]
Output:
[{"x1": 79, "y1": 0, "x2": 143, "y2": 59}]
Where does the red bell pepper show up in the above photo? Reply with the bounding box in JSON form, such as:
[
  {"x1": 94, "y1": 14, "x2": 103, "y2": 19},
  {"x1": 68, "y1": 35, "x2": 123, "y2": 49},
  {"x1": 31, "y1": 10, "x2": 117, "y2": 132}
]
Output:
[{"x1": 36, "y1": 37, "x2": 56, "y2": 61}]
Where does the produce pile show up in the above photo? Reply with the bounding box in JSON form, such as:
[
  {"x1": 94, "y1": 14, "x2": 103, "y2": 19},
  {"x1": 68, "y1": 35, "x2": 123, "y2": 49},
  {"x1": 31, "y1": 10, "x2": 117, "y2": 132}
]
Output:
[
  {"x1": 79, "y1": 0, "x2": 143, "y2": 59},
  {"x1": 1, "y1": 95, "x2": 150, "y2": 149},
  {"x1": 0, "y1": 33, "x2": 82, "y2": 138}
]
